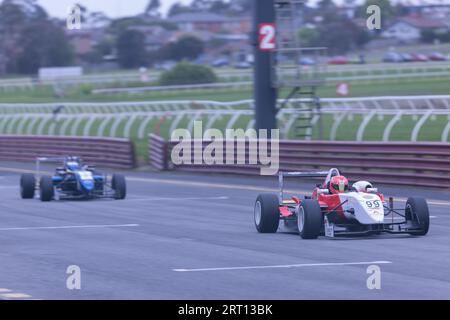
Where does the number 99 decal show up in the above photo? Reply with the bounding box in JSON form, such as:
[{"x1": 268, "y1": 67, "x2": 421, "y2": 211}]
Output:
[
  {"x1": 366, "y1": 200, "x2": 381, "y2": 208},
  {"x1": 259, "y1": 23, "x2": 276, "y2": 51}
]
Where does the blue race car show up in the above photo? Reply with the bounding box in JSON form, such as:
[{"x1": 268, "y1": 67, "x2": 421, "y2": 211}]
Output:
[{"x1": 20, "y1": 157, "x2": 126, "y2": 201}]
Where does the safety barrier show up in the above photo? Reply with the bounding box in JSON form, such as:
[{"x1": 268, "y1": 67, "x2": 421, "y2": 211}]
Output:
[
  {"x1": 148, "y1": 134, "x2": 168, "y2": 170},
  {"x1": 149, "y1": 136, "x2": 450, "y2": 188},
  {"x1": 90, "y1": 70, "x2": 450, "y2": 95},
  {"x1": 2, "y1": 61, "x2": 449, "y2": 91},
  {"x1": 0, "y1": 135, "x2": 136, "y2": 169},
  {"x1": 2, "y1": 96, "x2": 450, "y2": 142}
]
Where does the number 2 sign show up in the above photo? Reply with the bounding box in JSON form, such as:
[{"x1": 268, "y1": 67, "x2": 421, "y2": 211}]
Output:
[{"x1": 259, "y1": 23, "x2": 276, "y2": 52}]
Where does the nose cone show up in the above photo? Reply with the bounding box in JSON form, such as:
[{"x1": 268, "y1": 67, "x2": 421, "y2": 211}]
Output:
[{"x1": 81, "y1": 179, "x2": 94, "y2": 191}]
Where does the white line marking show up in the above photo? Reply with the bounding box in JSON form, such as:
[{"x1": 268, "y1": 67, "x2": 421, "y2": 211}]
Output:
[
  {"x1": 128, "y1": 176, "x2": 286, "y2": 193},
  {"x1": 0, "y1": 223, "x2": 140, "y2": 231},
  {"x1": 127, "y1": 196, "x2": 229, "y2": 202},
  {"x1": 1, "y1": 293, "x2": 32, "y2": 299},
  {"x1": 427, "y1": 201, "x2": 450, "y2": 206},
  {"x1": 173, "y1": 261, "x2": 392, "y2": 272},
  {"x1": 0, "y1": 288, "x2": 12, "y2": 293}
]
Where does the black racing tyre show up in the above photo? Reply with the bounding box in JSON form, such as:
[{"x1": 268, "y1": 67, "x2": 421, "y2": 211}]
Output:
[
  {"x1": 112, "y1": 174, "x2": 127, "y2": 200},
  {"x1": 20, "y1": 173, "x2": 35, "y2": 199},
  {"x1": 405, "y1": 197, "x2": 429, "y2": 236},
  {"x1": 39, "y1": 176, "x2": 54, "y2": 202},
  {"x1": 254, "y1": 193, "x2": 280, "y2": 233},
  {"x1": 297, "y1": 200, "x2": 323, "y2": 239}
]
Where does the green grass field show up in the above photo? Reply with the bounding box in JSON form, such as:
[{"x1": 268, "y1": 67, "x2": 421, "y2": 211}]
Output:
[{"x1": 1, "y1": 74, "x2": 450, "y2": 103}]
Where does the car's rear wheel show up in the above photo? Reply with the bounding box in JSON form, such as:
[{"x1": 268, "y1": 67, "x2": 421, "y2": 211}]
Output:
[
  {"x1": 254, "y1": 194, "x2": 279, "y2": 233},
  {"x1": 297, "y1": 200, "x2": 323, "y2": 239},
  {"x1": 405, "y1": 197, "x2": 429, "y2": 236},
  {"x1": 20, "y1": 173, "x2": 35, "y2": 199},
  {"x1": 40, "y1": 176, "x2": 54, "y2": 202},
  {"x1": 112, "y1": 174, "x2": 126, "y2": 200}
]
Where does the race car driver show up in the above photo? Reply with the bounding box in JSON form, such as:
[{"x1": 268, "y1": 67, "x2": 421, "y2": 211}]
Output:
[
  {"x1": 329, "y1": 175, "x2": 349, "y2": 194},
  {"x1": 352, "y1": 180, "x2": 373, "y2": 192}
]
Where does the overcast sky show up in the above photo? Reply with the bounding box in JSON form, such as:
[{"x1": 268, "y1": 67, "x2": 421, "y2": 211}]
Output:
[{"x1": 34, "y1": 0, "x2": 450, "y2": 19}]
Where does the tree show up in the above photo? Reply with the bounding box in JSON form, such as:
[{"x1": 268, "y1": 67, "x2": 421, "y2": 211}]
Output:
[
  {"x1": 191, "y1": 0, "x2": 214, "y2": 11},
  {"x1": 167, "y1": 3, "x2": 193, "y2": 17},
  {"x1": 173, "y1": 36, "x2": 204, "y2": 61},
  {"x1": 15, "y1": 20, "x2": 74, "y2": 74},
  {"x1": 189, "y1": 0, "x2": 230, "y2": 13},
  {"x1": 209, "y1": 1, "x2": 231, "y2": 14},
  {"x1": 298, "y1": 27, "x2": 320, "y2": 47},
  {"x1": 421, "y1": 29, "x2": 450, "y2": 44},
  {"x1": 303, "y1": 0, "x2": 372, "y2": 54},
  {"x1": 231, "y1": 0, "x2": 251, "y2": 13},
  {"x1": 317, "y1": 0, "x2": 337, "y2": 11},
  {"x1": 0, "y1": 0, "x2": 74, "y2": 74},
  {"x1": 0, "y1": 0, "x2": 29, "y2": 72},
  {"x1": 159, "y1": 36, "x2": 204, "y2": 62},
  {"x1": 82, "y1": 39, "x2": 114, "y2": 64},
  {"x1": 116, "y1": 29, "x2": 147, "y2": 69},
  {"x1": 145, "y1": 0, "x2": 161, "y2": 17}
]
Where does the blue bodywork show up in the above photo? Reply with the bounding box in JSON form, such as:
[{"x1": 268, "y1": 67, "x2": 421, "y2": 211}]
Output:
[{"x1": 51, "y1": 159, "x2": 106, "y2": 199}]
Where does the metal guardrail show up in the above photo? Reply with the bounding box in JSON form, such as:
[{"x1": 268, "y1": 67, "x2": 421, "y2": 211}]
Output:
[
  {"x1": 1, "y1": 96, "x2": 450, "y2": 142},
  {"x1": 0, "y1": 135, "x2": 136, "y2": 169},
  {"x1": 89, "y1": 70, "x2": 450, "y2": 95},
  {"x1": 1, "y1": 61, "x2": 449, "y2": 91},
  {"x1": 91, "y1": 82, "x2": 253, "y2": 95},
  {"x1": 1, "y1": 96, "x2": 450, "y2": 141},
  {"x1": 149, "y1": 136, "x2": 450, "y2": 188}
]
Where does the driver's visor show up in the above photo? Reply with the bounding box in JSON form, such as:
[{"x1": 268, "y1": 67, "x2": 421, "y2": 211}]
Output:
[{"x1": 332, "y1": 182, "x2": 347, "y2": 192}]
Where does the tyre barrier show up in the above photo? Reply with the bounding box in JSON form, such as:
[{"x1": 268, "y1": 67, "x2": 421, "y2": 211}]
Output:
[
  {"x1": 148, "y1": 135, "x2": 450, "y2": 188},
  {"x1": 149, "y1": 134, "x2": 168, "y2": 171},
  {"x1": 0, "y1": 135, "x2": 136, "y2": 169}
]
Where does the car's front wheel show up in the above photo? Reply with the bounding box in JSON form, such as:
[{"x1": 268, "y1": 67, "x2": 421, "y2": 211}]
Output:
[
  {"x1": 20, "y1": 173, "x2": 35, "y2": 199},
  {"x1": 405, "y1": 197, "x2": 429, "y2": 236},
  {"x1": 112, "y1": 174, "x2": 126, "y2": 200},
  {"x1": 254, "y1": 194, "x2": 280, "y2": 233},
  {"x1": 39, "y1": 176, "x2": 54, "y2": 202},
  {"x1": 297, "y1": 200, "x2": 323, "y2": 239}
]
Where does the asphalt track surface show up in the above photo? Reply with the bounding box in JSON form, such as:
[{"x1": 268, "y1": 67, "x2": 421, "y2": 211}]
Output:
[{"x1": 0, "y1": 161, "x2": 449, "y2": 300}]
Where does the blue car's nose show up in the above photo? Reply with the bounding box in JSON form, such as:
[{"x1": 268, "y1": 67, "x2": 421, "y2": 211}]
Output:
[{"x1": 80, "y1": 179, "x2": 94, "y2": 191}]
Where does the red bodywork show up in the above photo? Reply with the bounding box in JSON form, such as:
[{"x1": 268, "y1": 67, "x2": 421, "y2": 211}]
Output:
[{"x1": 278, "y1": 185, "x2": 385, "y2": 221}]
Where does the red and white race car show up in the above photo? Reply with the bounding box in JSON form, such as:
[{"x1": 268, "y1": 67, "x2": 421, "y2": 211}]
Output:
[{"x1": 254, "y1": 168, "x2": 430, "y2": 239}]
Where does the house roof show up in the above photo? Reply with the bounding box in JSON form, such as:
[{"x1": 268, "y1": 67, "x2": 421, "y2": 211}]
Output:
[
  {"x1": 169, "y1": 12, "x2": 246, "y2": 23},
  {"x1": 396, "y1": 16, "x2": 449, "y2": 29}
]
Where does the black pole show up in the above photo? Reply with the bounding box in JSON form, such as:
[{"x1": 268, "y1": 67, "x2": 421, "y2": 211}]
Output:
[{"x1": 252, "y1": 0, "x2": 277, "y2": 135}]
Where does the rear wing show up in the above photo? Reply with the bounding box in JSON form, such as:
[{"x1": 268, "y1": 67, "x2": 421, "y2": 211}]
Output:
[
  {"x1": 36, "y1": 157, "x2": 66, "y2": 176},
  {"x1": 278, "y1": 169, "x2": 340, "y2": 202},
  {"x1": 31, "y1": 157, "x2": 67, "y2": 187}
]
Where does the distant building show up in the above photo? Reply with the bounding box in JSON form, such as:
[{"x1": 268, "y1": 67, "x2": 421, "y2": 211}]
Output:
[
  {"x1": 403, "y1": 4, "x2": 450, "y2": 20},
  {"x1": 66, "y1": 13, "x2": 111, "y2": 57},
  {"x1": 336, "y1": 4, "x2": 357, "y2": 19},
  {"x1": 68, "y1": 30, "x2": 94, "y2": 55},
  {"x1": 129, "y1": 25, "x2": 176, "y2": 52},
  {"x1": 168, "y1": 12, "x2": 250, "y2": 34},
  {"x1": 381, "y1": 17, "x2": 450, "y2": 42}
]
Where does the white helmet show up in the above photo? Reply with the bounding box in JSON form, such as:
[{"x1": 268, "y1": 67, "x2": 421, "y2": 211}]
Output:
[{"x1": 352, "y1": 181, "x2": 373, "y2": 192}]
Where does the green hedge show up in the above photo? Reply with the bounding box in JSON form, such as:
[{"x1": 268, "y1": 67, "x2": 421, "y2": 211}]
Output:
[{"x1": 158, "y1": 62, "x2": 217, "y2": 86}]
